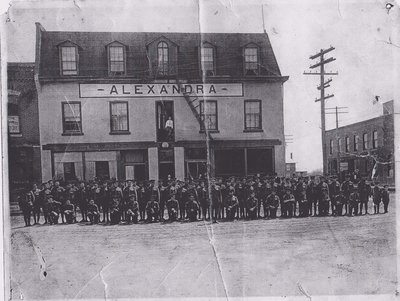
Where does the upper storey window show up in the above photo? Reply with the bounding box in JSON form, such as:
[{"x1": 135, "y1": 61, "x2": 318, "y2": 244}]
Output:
[
  {"x1": 244, "y1": 46, "x2": 259, "y2": 76},
  {"x1": 108, "y1": 43, "x2": 126, "y2": 75},
  {"x1": 157, "y1": 41, "x2": 169, "y2": 76},
  {"x1": 60, "y1": 46, "x2": 78, "y2": 75},
  {"x1": 200, "y1": 45, "x2": 215, "y2": 76}
]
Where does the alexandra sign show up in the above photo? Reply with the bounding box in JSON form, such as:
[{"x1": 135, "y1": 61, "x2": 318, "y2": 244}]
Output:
[{"x1": 79, "y1": 83, "x2": 243, "y2": 98}]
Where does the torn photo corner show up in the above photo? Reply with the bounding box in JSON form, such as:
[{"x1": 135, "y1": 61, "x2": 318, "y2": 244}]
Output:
[{"x1": 2, "y1": 0, "x2": 400, "y2": 300}]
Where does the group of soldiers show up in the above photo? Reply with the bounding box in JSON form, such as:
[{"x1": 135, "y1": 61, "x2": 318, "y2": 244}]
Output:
[{"x1": 17, "y1": 174, "x2": 391, "y2": 227}]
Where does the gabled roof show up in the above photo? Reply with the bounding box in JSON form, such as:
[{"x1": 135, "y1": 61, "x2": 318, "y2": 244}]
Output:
[
  {"x1": 145, "y1": 35, "x2": 178, "y2": 47},
  {"x1": 38, "y1": 30, "x2": 284, "y2": 79}
]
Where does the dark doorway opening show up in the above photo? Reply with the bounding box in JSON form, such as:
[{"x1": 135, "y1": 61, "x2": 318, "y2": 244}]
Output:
[
  {"x1": 156, "y1": 101, "x2": 174, "y2": 142},
  {"x1": 95, "y1": 161, "x2": 110, "y2": 181},
  {"x1": 159, "y1": 149, "x2": 175, "y2": 180}
]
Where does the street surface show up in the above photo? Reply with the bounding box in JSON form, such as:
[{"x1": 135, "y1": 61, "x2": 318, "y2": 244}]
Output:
[{"x1": 10, "y1": 195, "x2": 397, "y2": 299}]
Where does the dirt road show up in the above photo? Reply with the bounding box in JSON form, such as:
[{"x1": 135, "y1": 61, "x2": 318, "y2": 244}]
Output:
[{"x1": 10, "y1": 196, "x2": 397, "y2": 299}]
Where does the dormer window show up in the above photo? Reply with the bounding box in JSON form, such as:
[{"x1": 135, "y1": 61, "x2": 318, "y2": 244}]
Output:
[
  {"x1": 107, "y1": 42, "x2": 126, "y2": 76},
  {"x1": 60, "y1": 46, "x2": 78, "y2": 75},
  {"x1": 244, "y1": 46, "x2": 259, "y2": 76},
  {"x1": 157, "y1": 41, "x2": 169, "y2": 76},
  {"x1": 200, "y1": 46, "x2": 215, "y2": 76}
]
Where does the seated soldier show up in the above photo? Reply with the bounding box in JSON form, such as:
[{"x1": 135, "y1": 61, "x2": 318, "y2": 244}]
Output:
[
  {"x1": 282, "y1": 188, "x2": 295, "y2": 218},
  {"x1": 126, "y1": 195, "x2": 139, "y2": 224},
  {"x1": 19, "y1": 192, "x2": 34, "y2": 227},
  {"x1": 185, "y1": 194, "x2": 199, "y2": 222},
  {"x1": 63, "y1": 199, "x2": 76, "y2": 224},
  {"x1": 46, "y1": 196, "x2": 61, "y2": 225},
  {"x1": 166, "y1": 193, "x2": 179, "y2": 222},
  {"x1": 146, "y1": 195, "x2": 160, "y2": 223},
  {"x1": 109, "y1": 197, "x2": 121, "y2": 225},
  {"x1": 265, "y1": 189, "x2": 280, "y2": 219},
  {"x1": 225, "y1": 188, "x2": 239, "y2": 220},
  {"x1": 334, "y1": 191, "x2": 345, "y2": 216},
  {"x1": 246, "y1": 190, "x2": 258, "y2": 220},
  {"x1": 87, "y1": 199, "x2": 100, "y2": 224}
]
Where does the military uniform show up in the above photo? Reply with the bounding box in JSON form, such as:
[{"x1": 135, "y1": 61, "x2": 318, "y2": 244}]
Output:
[
  {"x1": 63, "y1": 201, "x2": 76, "y2": 224},
  {"x1": 166, "y1": 195, "x2": 179, "y2": 222},
  {"x1": 225, "y1": 191, "x2": 239, "y2": 220},
  {"x1": 381, "y1": 186, "x2": 390, "y2": 213},
  {"x1": 246, "y1": 193, "x2": 258, "y2": 219},
  {"x1": 146, "y1": 197, "x2": 160, "y2": 222},
  {"x1": 185, "y1": 195, "x2": 199, "y2": 222},
  {"x1": 19, "y1": 193, "x2": 34, "y2": 226},
  {"x1": 87, "y1": 200, "x2": 100, "y2": 224},
  {"x1": 125, "y1": 195, "x2": 139, "y2": 224}
]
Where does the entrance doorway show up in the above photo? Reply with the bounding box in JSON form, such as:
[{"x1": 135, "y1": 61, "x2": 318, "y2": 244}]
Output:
[
  {"x1": 159, "y1": 149, "x2": 175, "y2": 180},
  {"x1": 156, "y1": 101, "x2": 174, "y2": 142}
]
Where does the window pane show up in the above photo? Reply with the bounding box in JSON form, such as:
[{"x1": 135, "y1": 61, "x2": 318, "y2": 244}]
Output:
[
  {"x1": 245, "y1": 101, "x2": 261, "y2": 129},
  {"x1": 109, "y1": 46, "x2": 125, "y2": 72},
  {"x1": 111, "y1": 102, "x2": 128, "y2": 131},
  {"x1": 201, "y1": 47, "x2": 214, "y2": 72},
  {"x1": 158, "y1": 42, "x2": 169, "y2": 75},
  {"x1": 200, "y1": 101, "x2": 217, "y2": 130},
  {"x1": 63, "y1": 103, "x2": 81, "y2": 133},
  {"x1": 61, "y1": 47, "x2": 77, "y2": 75}
]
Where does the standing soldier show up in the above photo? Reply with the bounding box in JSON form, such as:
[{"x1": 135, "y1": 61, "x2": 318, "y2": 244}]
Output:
[
  {"x1": 29, "y1": 184, "x2": 42, "y2": 225},
  {"x1": 138, "y1": 183, "x2": 147, "y2": 221},
  {"x1": 358, "y1": 178, "x2": 370, "y2": 215},
  {"x1": 197, "y1": 180, "x2": 209, "y2": 220},
  {"x1": 348, "y1": 184, "x2": 359, "y2": 216},
  {"x1": 219, "y1": 183, "x2": 228, "y2": 219},
  {"x1": 159, "y1": 180, "x2": 169, "y2": 221},
  {"x1": 76, "y1": 182, "x2": 88, "y2": 222},
  {"x1": 177, "y1": 182, "x2": 188, "y2": 220},
  {"x1": 306, "y1": 178, "x2": 317, "y2": 216},
  {"x1": 225, "y1": 188, "x2": 239, "y2": 221},
  {"x1": 341, "y1": 176, "x2": 351, "y2": 215},
  {"x1": 372, "y1": 182, "x2": 382, "y2": 214},
  {"x1": 185, "y1": 194, "x2": 199, "y2": 222},
  {"x1": 19, "y1": 192, "x2": 34, "y2": 227},
  {"x1": 381, "y1": 185, "x2": 390, "y2": 213},
  {"x1": 51, "y1": 181, "x2": 66, "y2": 223},
  {"x1": 211, "y1": 181, "x2": 221, "y2": 222},
  {"x1": 237, "y1": 181, "x2": 247, "y2": 219}
]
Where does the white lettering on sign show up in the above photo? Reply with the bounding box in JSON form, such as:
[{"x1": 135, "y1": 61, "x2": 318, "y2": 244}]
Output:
[{"x1": 79, "y1": 83, "x2": 243, "y2": 98}]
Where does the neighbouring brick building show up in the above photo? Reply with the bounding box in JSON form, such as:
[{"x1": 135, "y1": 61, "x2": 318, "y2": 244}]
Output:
[
  {"x1": 326, "y1": 100, "x2": 394, "y2": 184},
  {"x1": 8, "y1": 62, "x2": 42, "y2": 188},
  {"x1": 35, "y1": 23, "x2": 288, "y2": 182}
]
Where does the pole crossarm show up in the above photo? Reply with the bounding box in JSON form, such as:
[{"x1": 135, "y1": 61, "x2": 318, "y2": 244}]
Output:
[
  {"x1": 304, "y1": 72, "x2": 339, "y2": 75},
  {"x1": 309, "y1": 46, "x2": 335, "y2": 59},
  {"x1": 310, "y1": 57, "x2": 336, "y2": 69},
  {"x1": 315, "y1": 94, "x2": 334, "y2": 102}
]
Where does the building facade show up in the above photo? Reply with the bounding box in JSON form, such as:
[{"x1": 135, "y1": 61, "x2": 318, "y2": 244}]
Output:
[
  {"x1": 35, "y1": 23, "x2": 288, "y2": 182},
  {"x1": 8, "y1": 62, "x2": 42, "y2": 189},
  {"x1": 326, "y1": 101, "x2": 394, "y2": 184}
]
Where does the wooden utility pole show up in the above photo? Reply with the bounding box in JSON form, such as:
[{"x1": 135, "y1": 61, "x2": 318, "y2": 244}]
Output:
[
  {"x1": 304, "y1": 46, "x2": 338, "y2": 175},
  {"x1": 326, "y1": 106, "x2": 348, "y2": 176}
]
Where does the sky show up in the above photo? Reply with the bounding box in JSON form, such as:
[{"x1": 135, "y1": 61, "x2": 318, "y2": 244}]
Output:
[{"x1": 2, "y1": 0, "x2": 399, "y2": 172}]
